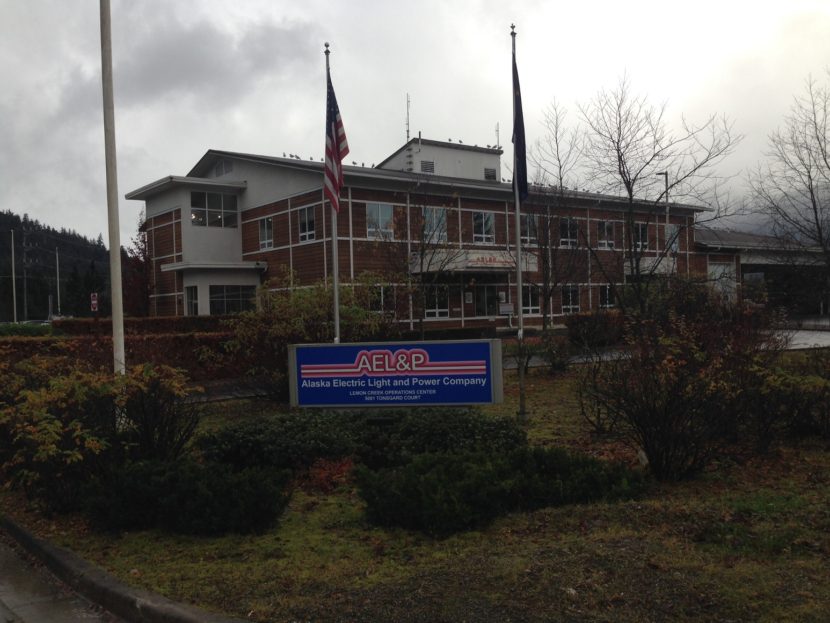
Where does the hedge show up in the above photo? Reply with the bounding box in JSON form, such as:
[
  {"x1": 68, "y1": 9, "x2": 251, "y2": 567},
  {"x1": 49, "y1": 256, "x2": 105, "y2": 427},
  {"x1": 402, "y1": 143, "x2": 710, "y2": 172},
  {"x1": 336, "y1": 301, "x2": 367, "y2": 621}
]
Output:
[
  {"x1": 52, "y1": 315, "x2": 230, "y2": 336},
  {"x1": 0, "y1": 333, "x2": 237, "y2": 381}
]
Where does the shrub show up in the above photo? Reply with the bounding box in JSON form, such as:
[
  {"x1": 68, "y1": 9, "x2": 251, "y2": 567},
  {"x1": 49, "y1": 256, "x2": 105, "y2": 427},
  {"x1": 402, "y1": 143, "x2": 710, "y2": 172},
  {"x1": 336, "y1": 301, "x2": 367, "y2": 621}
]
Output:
[
  {"x1": 0, "y1": 369, "x2": 119, "y2": 511},
  {"x1": 223, "y1": 270, "x2": 399, "y2": 398},
  {"x1": 580, "y1": 285, "x2": 788, "y2": 480},
  {"x1": 86, "y1": 459, "x2": 291, "y2": 535},
  {"x1": 353, "y1": 409, "x2": 527, "y2": 470},
  {"x1": 120, "y1": 364, "x2": 202, "y2": 462},
  {"x1": 355, "y1": 452, "x2": 516, "y2": 537},
  {"x1": 565, "y1": 310, "x2": 624, "y2": 349},
  {"x1": 356, "y1": 447, "x2": 644, "y2": 537},
  {"x1": 197, "y1": 412, "x2": 359, "y2": 471},
  {"x1": 0, "y1": 323, "x2": 52, "y2": 337},
  {"x1": 538, "y1": 330, "x2": 573, "y2": 374}
]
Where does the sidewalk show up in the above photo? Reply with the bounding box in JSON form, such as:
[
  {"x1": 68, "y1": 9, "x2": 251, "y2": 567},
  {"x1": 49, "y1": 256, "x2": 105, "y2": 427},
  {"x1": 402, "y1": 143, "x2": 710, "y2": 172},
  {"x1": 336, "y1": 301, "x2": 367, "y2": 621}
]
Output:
[{"x1": 0, "y1": 539, "x2": 119, "y2": 623}]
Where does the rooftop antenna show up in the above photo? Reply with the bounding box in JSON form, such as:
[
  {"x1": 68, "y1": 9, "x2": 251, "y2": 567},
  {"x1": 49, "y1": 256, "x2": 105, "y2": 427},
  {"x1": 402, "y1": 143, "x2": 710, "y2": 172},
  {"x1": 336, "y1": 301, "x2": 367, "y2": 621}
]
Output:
[
  {"x1": 406, "y1": 93, "x2": 411, "y2": 142},
  {"x1": 495, "y1": 122, "x2": 500, "y2": 149}
]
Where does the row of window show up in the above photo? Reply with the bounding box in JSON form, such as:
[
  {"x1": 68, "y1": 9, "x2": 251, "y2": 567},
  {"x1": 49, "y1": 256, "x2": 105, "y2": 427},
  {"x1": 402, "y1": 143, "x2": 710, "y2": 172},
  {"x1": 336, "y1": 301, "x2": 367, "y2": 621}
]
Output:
[
  {"x1": 255, "y1": 204, "x2": 674, "y2": 250},
  {"x1": 185, "y1": 285, "x2": 256, "y2": 315},
  {"x1": 369, "y1": 283, "x2": 614, "y2": 317}
]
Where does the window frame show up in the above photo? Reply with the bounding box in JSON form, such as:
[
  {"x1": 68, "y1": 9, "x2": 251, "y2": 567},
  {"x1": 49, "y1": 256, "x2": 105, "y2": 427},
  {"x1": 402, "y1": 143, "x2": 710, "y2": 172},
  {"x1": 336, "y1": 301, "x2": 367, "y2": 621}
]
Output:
[
  {"x1": 208, "y1": 285, "x2": 256, "y2": 316},
  {"x1": 298, "y1": 206, "x2": 315, "y2": 242},
  {"x1": 367, "y1": 203, "x2": 394, "y2": 239},
  {"x1": 424, "y1": 284, "x2": 450, "y2": 318},
  {"x1": 522, "y1": 284, "x2": 540, "y2": 314},
  {"x1": 599, "y1": 284, "x2": 615, "y2": 309},
  {"x1": 185, "y1": 286, "x2": 199, "y2": 316},
  {"x1": 259, "y1": 217, "x2": 274, "y2": 250},
  {"x1": 474, "y1": 284, "x2": 499, "y2": 316},
  {"x1": 473, "y1": 211, "x2": 495, "y2": 244},
  {"x1": 561, "y1": 284, "x2": 580, "y2": 314},
  {"x1": 597, "y1": 220, "x2": 615, "y2": 249},
  {"x1": 422, "y1": 207, "x2": 448, "y2": 243},
  {"x1": 559, "y1": 217, "x2": 579, "y2": 247},
  {"x1": 190, "y1": 191, "x2": 238, "y2": 228},
  {"x1": 634, "y1": 222, "x2": 649, "y2": 250},
  {"x1": 521, "y1": 214, "x2": 538, "y2": 245}
]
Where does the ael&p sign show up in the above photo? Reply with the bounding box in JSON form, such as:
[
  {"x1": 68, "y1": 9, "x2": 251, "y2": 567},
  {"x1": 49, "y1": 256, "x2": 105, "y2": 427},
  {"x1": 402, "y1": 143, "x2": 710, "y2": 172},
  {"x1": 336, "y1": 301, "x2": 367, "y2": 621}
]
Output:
[{"x1": 288, "y1": 340, "x2": 503, "y2": 407}]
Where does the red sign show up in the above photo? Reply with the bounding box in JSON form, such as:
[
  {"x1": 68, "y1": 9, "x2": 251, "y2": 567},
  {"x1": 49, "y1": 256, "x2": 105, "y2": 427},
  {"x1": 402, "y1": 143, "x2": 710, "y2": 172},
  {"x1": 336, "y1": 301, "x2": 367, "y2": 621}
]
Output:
[{"x1": 90, "y1": 292, "x2": 98, "y2": 312}]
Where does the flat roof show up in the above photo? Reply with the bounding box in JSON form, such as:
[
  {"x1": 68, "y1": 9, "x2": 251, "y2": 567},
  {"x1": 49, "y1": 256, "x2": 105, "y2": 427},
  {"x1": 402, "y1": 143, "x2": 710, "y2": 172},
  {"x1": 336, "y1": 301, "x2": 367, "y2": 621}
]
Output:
[{"x1": 125, "y1": 176, "x2": 247, "y2": 200}]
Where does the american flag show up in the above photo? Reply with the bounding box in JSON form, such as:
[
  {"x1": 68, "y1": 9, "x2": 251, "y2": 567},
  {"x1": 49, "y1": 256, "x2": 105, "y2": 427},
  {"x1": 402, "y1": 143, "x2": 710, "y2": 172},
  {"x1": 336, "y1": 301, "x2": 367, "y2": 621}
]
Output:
[{"x1": 324, "y1": 69, "x2": 349, "y2": 213}]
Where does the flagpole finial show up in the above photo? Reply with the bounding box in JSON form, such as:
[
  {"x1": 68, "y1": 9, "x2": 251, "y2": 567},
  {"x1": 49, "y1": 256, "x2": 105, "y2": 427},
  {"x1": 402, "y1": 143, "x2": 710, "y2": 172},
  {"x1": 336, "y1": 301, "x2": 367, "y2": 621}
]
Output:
[
  {"x1": 324, "y1": 42, "x2": 330, "y2": 56},
  {"x1": 510, "y1": 24, "x2": 516, "y2": 36}
]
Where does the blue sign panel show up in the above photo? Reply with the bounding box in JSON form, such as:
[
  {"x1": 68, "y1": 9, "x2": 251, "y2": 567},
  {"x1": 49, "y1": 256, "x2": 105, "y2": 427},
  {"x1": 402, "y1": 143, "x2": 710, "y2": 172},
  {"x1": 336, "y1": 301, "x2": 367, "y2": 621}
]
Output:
[{"x1": 289, "y1": 340, "x2": 503, "y2": 407}]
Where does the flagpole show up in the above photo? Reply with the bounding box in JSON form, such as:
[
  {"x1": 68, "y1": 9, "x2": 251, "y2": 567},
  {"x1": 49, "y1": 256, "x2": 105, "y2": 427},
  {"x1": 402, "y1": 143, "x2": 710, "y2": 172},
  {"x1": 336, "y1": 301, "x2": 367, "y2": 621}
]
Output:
[
  {"x1": 511, "y1": 24, "x2": 527, "y2": 421},
  {"x1": 325, "y1": 43, "x2": 341, "y2": 344}
]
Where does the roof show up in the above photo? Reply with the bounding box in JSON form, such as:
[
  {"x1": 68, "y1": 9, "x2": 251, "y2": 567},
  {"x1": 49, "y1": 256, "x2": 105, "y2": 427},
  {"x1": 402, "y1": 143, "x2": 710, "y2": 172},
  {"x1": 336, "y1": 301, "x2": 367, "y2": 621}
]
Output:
[
  {"x1": 695, "y1": 227, "x2": 796, "y2": 251},
  {"x1": 375, "y1": 137, "x2": 503, "y2": 170},
  {"x1": 130, "y1": 148, "x2": 708, "y2": 215},
  {"x1": 125, "y1": 176, "x2": 247, "y2": 200}
]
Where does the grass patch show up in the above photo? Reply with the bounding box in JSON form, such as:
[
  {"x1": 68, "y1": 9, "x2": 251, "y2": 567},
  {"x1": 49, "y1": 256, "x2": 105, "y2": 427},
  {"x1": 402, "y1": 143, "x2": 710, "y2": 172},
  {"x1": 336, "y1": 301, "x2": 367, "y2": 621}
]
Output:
[{"x1": 3, "y1": 367, "x2": 830, "y2": 622}]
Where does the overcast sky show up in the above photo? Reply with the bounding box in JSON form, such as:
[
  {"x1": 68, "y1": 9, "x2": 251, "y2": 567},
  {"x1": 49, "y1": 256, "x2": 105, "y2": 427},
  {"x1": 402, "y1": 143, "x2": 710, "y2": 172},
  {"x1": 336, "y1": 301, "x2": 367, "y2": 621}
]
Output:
[{"x1": 2, "y1": 0, "x2": 829, "y2": 244}]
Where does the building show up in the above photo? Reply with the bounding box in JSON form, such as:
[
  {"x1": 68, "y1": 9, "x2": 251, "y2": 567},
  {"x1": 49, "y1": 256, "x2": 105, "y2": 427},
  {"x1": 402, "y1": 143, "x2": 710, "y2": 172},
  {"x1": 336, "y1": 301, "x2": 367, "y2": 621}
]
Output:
[{"x1": 127, "y1": 138, "x2": 725, "y2": 329}]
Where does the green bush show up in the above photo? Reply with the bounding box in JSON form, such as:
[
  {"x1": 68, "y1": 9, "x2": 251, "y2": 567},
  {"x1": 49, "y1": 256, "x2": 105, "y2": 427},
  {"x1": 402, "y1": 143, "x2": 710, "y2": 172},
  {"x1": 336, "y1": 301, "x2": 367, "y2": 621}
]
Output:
[
  {"x1": 356, "y1": 447, "x2": 644, "y2": 537},
  {"x1": 356, "y1": 452, "x2": 516, "y2": 537},
  {"x1": 0, "y1": 323, "x2": 52, "y2": 337},
  {"x1": 86, "y1": 459, "x2": 291, "y2": 536},
  {"x1": 356, "y1": 409, "x2": 527, "y2": 470},
  {"x1": 120, "y1": 364, "x2": 202, "y2": 462},
  {"x1": 565, "y1": 311, "x2": 624, "y2": 348},
  {"x1": 197, "y1": 412, "x2": 359, "y2": 471}
]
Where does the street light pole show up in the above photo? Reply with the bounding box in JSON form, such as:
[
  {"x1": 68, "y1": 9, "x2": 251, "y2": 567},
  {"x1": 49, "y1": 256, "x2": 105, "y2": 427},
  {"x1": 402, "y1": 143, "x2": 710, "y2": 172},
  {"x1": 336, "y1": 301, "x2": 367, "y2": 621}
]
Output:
[{"x1": 10, "y1": 230, "x2": 17, "y2": 323}]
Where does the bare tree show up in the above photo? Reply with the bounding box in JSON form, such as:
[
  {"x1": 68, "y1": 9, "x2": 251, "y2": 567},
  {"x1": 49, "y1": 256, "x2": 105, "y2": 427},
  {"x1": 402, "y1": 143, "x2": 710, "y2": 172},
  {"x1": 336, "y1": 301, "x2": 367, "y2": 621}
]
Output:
[
  {"x1": 578, "y1": 74, "x2": 740, "y2": 314},
  {"x1": 529, "y1": 102, "x2": 586, "y2": 328},
  {"x1": 750, "y1": 72, "x2": 830, "y2": 314}
]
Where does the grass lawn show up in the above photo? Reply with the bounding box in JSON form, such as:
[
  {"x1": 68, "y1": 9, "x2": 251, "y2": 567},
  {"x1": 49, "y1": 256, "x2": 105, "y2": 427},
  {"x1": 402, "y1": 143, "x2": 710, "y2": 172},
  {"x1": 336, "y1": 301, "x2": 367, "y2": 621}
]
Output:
[{"x1": 3, "y1": 368, "x2": 830, "y2": 622}]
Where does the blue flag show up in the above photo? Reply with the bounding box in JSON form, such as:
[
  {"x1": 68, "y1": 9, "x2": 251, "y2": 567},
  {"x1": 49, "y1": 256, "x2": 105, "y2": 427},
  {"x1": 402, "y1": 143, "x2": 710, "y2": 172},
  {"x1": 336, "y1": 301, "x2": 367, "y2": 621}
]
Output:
[{"x1": 512, "y1": 52, "x2": 528, "y2": 202}]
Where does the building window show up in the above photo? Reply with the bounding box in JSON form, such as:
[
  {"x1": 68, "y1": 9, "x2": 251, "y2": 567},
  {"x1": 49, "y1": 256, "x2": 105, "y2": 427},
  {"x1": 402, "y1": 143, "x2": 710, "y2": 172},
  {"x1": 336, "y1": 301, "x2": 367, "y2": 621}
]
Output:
[
  {"x1": 562, "y1": 284, "x2": 580, "y2": 314},
  {"x1": 473, "y1": 211, "x2": 495, "y2": 244},
  {"x1": 598, "y1": 221, "x2": 614, "y2": 249},
  {"x1": 422, "y1": 207, "x2": 447, "y2": 243},
  {"x1": 521, "y1": 214, "x2": 538, "y2": 245},
  {"x1": 634, "y1": 222, "x2": 649, "y2": 250},
  {"x1": 298, "y1": 206, "x2": 315, "y2": 242},
  {"x1": 484, "y1": 167, "x2": 497, "y2": 181},
  {"x1": 665, "y1": 223, "x2": 680, "y2": 253},
  {"x1": 367, "y1": 203, "x2": 394, "y2": 239},
  {"x1": 213, "y1": 159, "x2": 233, "y2": 177},
  {"x1": 559, "y1": 217, "x2": 578, "y2": 247},
  {"x1": 420, "y1": 160, "x2": 435, "y2": 174},
  {"x1": 208, "y1": 285, "x2": 256, "y2": 315},
  {"x1": 185, "y1": 286, "x2": 198, "y2": 316},
  {"x1": 369, "y1": 285, "x2": 396, "y2": 315},
  {"x1": 599, "y1": 284, "x2": 614, "y2": 309},
  {"x1": 424, "y1": 285, "x2": 450, "y2": 318},
  {"x1": 259, "y1": 217, "x2": 274, "y2": 249},
  {"x1": 190, "y1": 192, "x2": 238, "y2": 228},
  {"x1": 475, "y1": 284, "x2": 499, "y2": 316},
  {"x1": 522, "y1": 285, "x2": 540, "y2": 314}
]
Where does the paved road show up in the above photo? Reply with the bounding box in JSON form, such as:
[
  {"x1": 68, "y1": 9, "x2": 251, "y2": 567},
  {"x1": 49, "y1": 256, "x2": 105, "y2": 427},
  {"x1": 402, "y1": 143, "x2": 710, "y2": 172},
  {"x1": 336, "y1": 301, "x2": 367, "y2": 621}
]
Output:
[{"x1": 0, "y1": 539, "x2": 120, "y2": 623}]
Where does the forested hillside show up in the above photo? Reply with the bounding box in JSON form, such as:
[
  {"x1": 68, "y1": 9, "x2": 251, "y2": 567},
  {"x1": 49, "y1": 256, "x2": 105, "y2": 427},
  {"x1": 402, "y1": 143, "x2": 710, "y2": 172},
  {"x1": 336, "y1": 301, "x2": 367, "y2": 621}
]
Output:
[{"x1": 0, "y1": 210, "x2": 111, "y2": 322}]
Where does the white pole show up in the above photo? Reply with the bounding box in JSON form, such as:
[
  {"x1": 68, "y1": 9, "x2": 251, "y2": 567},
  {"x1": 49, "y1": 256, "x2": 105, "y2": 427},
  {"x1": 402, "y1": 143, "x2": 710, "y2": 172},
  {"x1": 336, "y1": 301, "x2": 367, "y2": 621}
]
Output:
[
  {"x1": 325, "y1": 46, "x2": 341, "y2": 344},
  {"x1": 99, "y1": 0, "x2": 125, "y2": 373},
  {"x1": 10, "y1": 230, "x2": 17, "y2": 323}
]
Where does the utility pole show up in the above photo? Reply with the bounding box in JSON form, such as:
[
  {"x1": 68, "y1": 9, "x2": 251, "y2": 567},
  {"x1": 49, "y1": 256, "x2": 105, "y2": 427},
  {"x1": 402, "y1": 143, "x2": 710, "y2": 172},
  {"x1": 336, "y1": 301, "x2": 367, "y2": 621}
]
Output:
[
  {"x1": 55, "y1": 246, "x2": 61, "y2": 316},
  {"x1": 10, "y1": 230, "x2": 17, "y2": 323},
  {"x1": 22, "y1": 227, "x2": 28, "y2": 321},
  {"x1": 99, "y1": 0, "x2": 126, "y2": 373}
]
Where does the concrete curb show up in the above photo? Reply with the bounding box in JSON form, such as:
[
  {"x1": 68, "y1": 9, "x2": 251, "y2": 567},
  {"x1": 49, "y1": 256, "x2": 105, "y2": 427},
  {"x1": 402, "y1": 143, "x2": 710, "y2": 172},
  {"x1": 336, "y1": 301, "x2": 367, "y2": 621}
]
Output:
[{"x1": 0, "y1": 516, "x2": 246, "y2": 623}]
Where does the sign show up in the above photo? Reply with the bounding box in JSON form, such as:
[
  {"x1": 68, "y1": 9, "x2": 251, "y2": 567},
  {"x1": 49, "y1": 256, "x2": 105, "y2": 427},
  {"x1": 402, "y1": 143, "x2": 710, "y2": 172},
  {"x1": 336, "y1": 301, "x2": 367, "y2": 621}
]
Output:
[
  {"x1": 90, "y1": 292, "x2": 98, "y2": 312},
  {"x1": 410, "y1": 249, "x2": 538, "y2": 274},
  {"x1": 289, "y1": 340, "x2": 503, "y2": 407}
]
